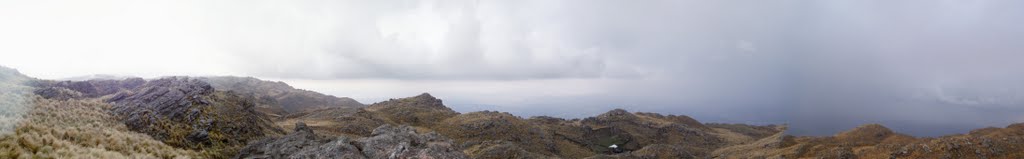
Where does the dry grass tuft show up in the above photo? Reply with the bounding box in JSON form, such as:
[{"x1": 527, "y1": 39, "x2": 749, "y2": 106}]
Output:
[{"x1": 0, "y1": 98, "x2": 198, "y2": 159}]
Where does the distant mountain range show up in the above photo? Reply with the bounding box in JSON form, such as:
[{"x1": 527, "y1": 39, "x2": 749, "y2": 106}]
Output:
[{"x1": 1, "y1": 65, "x2": 1022, "y2": 158}]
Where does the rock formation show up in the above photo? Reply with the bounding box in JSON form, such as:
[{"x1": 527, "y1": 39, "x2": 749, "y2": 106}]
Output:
[
  {"x1": 199, "y1": 76, "x2": 364, "y2": 116},
  {"x1": 365, "y1": 93, "x2": 459, "y2": 127},
  {"x1": 104, "y1": 77, "x2": 283, "y2": 157},
  {"x1": 235, "y1": 123, "x2": 467, "y2": 159}
]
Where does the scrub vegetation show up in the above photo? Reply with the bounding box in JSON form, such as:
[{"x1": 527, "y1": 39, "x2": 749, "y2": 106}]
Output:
[{"x1": 0, "y1": 98, "x2": 198, "y2": 159}]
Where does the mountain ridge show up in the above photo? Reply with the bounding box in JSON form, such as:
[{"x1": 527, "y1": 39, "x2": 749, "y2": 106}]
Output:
[{"x1": 1, "y1": 66, "x2": 1022, "y2": 158}]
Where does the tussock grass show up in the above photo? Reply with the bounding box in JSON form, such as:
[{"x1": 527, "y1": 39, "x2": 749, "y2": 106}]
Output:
[{"x1": 0, "y1": 98, "x2": 198, "y2": 159}]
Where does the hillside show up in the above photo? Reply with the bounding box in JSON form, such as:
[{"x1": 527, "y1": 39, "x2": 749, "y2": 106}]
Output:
[
  {"x1": 199, "y1": 76, "x2": 365, "y2": 116},
  {"x1": 1, "y1": 67, "x2": 1022, "y2": 158},
  {"x1": 712, "y1": 123, "x2": 1024, "y2": 159},
  {"x1": 0, "y1": 66, "x2": 36, "y2": 135}
]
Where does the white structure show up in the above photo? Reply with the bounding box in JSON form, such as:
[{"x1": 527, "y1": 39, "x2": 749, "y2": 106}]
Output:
[{"x1": 609, "y1": 144, "x2": 618, "y2": 149}]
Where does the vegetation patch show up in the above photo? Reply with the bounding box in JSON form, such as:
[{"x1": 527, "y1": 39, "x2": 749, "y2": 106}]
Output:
[{"x1": 0, "y1": 98, "x2": 198, "y2": 159}]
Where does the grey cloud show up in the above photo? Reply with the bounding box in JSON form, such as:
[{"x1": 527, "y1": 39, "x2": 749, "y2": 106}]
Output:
[
  {"x1": 433, "y1": 0, "x2": 1024, "y2": 136},
  {"x1": 202, "y1": 0, "x2": 803, "y2": 80},
  {"x1": 782, "y1": 1, "x2": 1024, "y2": 136},
  {"x1": 196, "y1": 0, "x2": 626, "y2": 80}
]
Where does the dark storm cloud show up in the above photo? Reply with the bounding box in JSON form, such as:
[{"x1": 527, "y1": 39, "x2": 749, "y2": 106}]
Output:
[{"x1": 782, "y1": 1, "x2": 1024, "y2": 136}]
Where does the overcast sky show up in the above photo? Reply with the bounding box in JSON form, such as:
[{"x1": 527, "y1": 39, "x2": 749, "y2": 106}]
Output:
[{"x1": 2, "y1": 0, "x2": 1023, "y2": 136}]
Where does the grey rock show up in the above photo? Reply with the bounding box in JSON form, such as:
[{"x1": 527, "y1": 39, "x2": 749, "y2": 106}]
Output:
[
  {"x1": 106, "y1": 77, "x2": 215, "y2": 143},
  {"x1": 235, "y1": 122, "x2": 327, "y2": 159},
  {"x1": 105, "y1": 77, "x2": 281, "y2": 149},
  {"x1": 236, "y1": 123, "x2": 468, "y2": 159},
  {"x1": 356, "y1": 124, "x2": 469, "y2": 159},
  {"x1": 289, "y1": 137, "x2": 365, "y2": 159}
]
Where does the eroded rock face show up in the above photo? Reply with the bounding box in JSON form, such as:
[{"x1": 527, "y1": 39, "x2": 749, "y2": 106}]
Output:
[
  {"x1": 105, "y1": 77, "x2": 282, "y2": 151},
  {"x1": 235, "y1": 122, "x2": 365, "y2": 159},
  {"x1": 107, "y1": 77, "x2": 214, "y2": 123},
  {"x1": 236, "y1": 123, "x2": 468, "y2": 159},
  {"x1": 106, "y1": 77, "x2": 216, "y2": 145},
  {"x1": 356, "y1": 124, "x2": 469, "y2": 159}
]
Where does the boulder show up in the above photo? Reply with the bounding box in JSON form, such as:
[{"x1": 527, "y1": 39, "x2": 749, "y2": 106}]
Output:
[
  {"x1": 356, "y1": 124, "x2": 468, "y2": 159},
  {"x1": 235, "y1": 122, "x2": 363, "y2": 159},
  {"x1": 236, "y1": 123, "x2": 468, "y2": 159}
]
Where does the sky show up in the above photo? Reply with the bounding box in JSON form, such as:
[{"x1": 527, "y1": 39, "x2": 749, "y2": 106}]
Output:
[{"x1": 2, "y1": 0, "x2": 1024, "y2": 136}]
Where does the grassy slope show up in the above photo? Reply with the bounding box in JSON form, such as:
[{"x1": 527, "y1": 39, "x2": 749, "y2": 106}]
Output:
[{"x1": 0, "y1": 98, "x2": 198, "y2": 159}]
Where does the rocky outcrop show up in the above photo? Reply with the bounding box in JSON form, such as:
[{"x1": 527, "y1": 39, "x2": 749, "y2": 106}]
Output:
[
  {"x1": 356, "y1": 124, "x2": 468, "y2": 159},
  {"x1": 199, "y1": 76, "x2": 364, "y2": 115},
  {"x1": 107, "y1": 77, "x2": 216, "y2": 140},
  {"x1": 281, "y1": 107, "x2": 390, "y2": 137},
  {"x1": 435, "y1": 111, "x2": 560, "y2": 157},
  {"x1": 235, "y1": 123, "x2": 468, "y2": 159},
  {"x1": 367, "y1": 93, "x2": 450, "y2": 111},
  {"x1": 366, "y1": 93, "x2": 459, "y2": 127},
  {"x1": 105, "y1": 77, "x2": 283, "y2": 154},
  {"x1": 234, "y1": 122, "x2": 364, "y2": 159}
]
